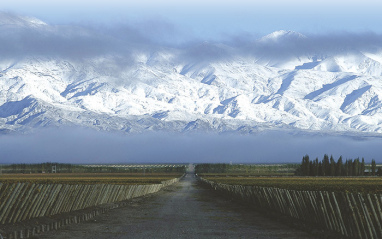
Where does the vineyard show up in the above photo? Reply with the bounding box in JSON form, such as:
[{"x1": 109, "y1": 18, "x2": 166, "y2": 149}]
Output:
[
  {"x1": 0, "y1": 169, "x2": 185, "y2": 238},
  {"x1": 200, "y1": 175, "x2": 382, "y2": 194},
  {"x1": 0, "y1": 172, "x2": 184, "y2": 185},
  {"x1": 200, "y1": 176, "x2": 382, "y2": 239}
]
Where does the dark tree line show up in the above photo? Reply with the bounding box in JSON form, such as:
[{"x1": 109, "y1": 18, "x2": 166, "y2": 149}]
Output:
[{"x1": 296, "y1": 154, "x2": 380, "y2": 176}]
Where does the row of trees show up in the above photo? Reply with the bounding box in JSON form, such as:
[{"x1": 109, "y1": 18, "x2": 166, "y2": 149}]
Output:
[{"x1": 296, "y1": 154, "x2": 380, "y2": 176}]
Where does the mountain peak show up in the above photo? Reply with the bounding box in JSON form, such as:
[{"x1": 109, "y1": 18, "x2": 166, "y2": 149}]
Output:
[
  {"x1": 259, "y1": 30, "x2": 307, "y2": 42},
  {"x1": 0, "y1": 12, "x2": 47, "y2": 27}
]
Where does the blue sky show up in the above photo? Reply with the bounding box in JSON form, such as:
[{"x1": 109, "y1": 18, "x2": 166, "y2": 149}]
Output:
[{"x1": 3, "y1": 0, "x2": 382, "y2": 41}]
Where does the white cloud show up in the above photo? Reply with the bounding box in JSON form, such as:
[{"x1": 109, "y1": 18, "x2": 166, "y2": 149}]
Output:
[{"x1": 2, "y1": 11, "x2": 382, "y2": 64}]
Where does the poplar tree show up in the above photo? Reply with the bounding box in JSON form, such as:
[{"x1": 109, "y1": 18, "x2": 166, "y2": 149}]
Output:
[
  {"x1": 330, "y1": 155, "x2": 336, "y2": 176},
  {"x1": 309, "y1": 161, "x2": 314, "y2": 176},
  {"x1": 346, "y1": 159, "x2": 353, "y2": 176},
  {"x1": 318, "y1": 162, "x2": 324, "y2": 176},
  {"x1": 301, "y1": 155, "x2": 310, "y2": 176},
  {"x1": 322, "y1": 154, "x2": 330, "y2": 176},
  {"x1": 371, "y1": 159, "x2": 377, "y2": 176},
  {"x1": 336, "y1": 156, "x2": 343, "y2": 176},
  {"x1": 353, "y1": 158, "x2": 359, "y2": 176},
  {"x1": 360, "y1": 158, "x2": 365, "y2": 176},
  {"x1": 314, "y1": 158, "x2": 319, "y2": 176}
]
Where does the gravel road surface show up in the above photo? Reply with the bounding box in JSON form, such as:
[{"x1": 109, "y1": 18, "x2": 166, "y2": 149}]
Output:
[{"x1": 35, "y1": 174, "x2": 318, "y2": 239}]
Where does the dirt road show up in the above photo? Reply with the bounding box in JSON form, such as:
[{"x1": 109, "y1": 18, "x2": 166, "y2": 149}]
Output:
[{"x1": 35, "y1": 174, "x2": 317, "y2": 238}]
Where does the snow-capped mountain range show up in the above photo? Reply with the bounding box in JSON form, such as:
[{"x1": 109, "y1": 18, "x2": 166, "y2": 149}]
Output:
[{"x1": 2, "y1": 13, "x2": 382, "y2": 135}]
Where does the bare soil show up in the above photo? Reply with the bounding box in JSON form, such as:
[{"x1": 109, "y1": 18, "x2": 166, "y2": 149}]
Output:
[{"x1": 29, "y1": 174, "x2": 321, "y2": 239}]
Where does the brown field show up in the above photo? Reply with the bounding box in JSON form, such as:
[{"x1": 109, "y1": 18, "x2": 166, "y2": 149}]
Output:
[
  {"x1": 201, "y1": 175, "x2": 382, "y2": 194},
  {"x1": 0, "y1": 172, "x2": 184, "y2": 185}
]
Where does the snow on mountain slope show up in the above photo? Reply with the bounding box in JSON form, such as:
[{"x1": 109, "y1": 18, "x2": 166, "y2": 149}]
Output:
[
  {"x1": 0, "y1": 12, "x2": 47, "y2": 28},
  {"x1": 248, "y1": 31, "x2": 312, "y2": 70},
  {"x1": 312, "y1": 51, "x2": 382, "y2": 76},
  {"x1": 258, "y1": 30, "x2": 307, "y2": 43},
  {"x1": 2, "y1": 16, "x2": 382, "y2": 135},
  {"x1": 2, "y1": 53, "x2": 382, "y2": 135}
]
